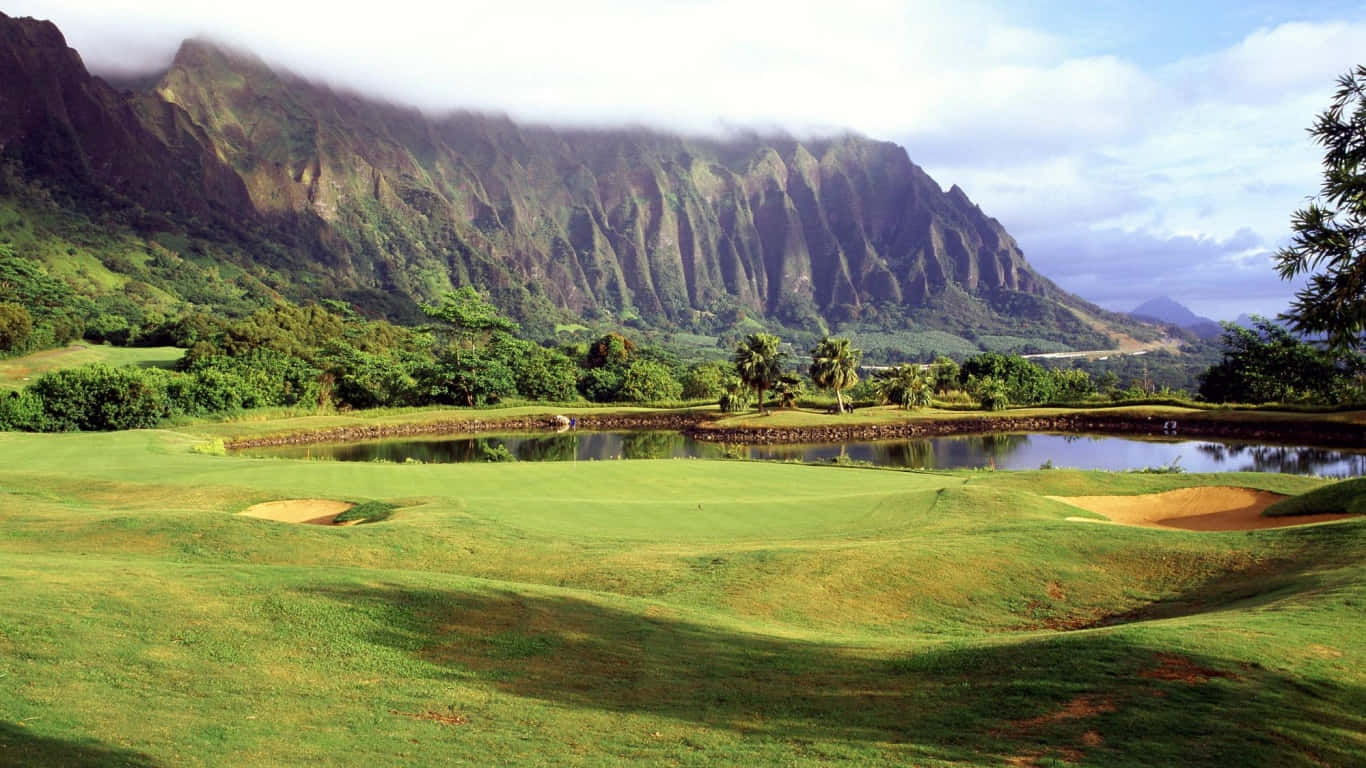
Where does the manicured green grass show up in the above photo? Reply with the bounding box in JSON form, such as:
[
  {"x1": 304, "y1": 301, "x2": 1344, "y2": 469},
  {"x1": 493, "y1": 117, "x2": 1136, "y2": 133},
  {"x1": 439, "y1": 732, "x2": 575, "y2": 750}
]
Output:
[
  {"x1": 334, "y1": 500, "x2": 398, "y2": 524},
  {"x1": 0, "y1": 424, "x2": 1362, "y2": 766},
  {"x1": 1265, "y1": 477, "x2": 1366, "y2": 517},
  {"x1": 0, "y1": 344, "x2": 184, "y2": 390}
]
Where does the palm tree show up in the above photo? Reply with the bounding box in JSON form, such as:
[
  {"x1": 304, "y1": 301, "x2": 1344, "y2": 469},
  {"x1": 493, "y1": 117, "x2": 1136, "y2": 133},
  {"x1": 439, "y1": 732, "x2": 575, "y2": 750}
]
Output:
[
  {"x1": 809, "y1": 336, "x2": 861, "y2": 414},
  {"x1": 874, "y1": 364, "x2": 933, "y2": 409},
  {"x1": 733, "y1": 333, "x2": 785, "y2": 414}
]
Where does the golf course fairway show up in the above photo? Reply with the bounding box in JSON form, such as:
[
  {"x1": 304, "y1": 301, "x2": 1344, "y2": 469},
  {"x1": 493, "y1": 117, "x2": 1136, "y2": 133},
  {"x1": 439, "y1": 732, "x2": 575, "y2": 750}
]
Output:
[{"x1": 1, "y1": 427, "x2": 1363, "y2": 766}]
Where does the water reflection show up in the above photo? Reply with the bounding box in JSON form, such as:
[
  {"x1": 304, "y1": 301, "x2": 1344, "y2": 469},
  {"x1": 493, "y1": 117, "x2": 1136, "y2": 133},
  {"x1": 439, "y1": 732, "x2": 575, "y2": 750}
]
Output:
[
  {"x1": 237, "y1": 431, "x2": 1365, "y2": 477},
  {"x1": 1194, "y1": 442, "x2": 1366, "y2": 477}
]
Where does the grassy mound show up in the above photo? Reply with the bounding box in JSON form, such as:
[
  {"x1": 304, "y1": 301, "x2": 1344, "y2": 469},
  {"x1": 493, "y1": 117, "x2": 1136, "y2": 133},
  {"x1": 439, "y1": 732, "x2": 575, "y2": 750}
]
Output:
[
  {"x1": 332, "y1": 500, "x2": 397, "y2": 524},
  {"x1": 0, "y1": 423, "x2": 1362, "y2": 766},
  {"x1": 1265, "y1": 476, "x2": 1366, "y2": 517}
]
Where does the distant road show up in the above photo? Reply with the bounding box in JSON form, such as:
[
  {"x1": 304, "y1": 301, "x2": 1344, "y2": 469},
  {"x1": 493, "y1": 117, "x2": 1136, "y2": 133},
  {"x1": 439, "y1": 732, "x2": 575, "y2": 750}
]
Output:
[{"x1": 1022, "y1": 336, "x2": 1181, "y2": 362}]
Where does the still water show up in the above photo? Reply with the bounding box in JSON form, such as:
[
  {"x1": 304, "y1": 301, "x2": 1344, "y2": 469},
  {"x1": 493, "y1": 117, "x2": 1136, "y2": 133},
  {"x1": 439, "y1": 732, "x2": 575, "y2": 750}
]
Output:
[{"x1": 236, "y1": 431, "x2": 1366, "y2": 476}]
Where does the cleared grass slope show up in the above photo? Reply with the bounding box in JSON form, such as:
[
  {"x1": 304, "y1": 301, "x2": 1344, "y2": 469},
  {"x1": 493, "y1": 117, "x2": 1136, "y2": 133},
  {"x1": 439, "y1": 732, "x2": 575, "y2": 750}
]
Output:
[{"x1": 0, "y1": 427, "x2": 1362, "y2": 767}]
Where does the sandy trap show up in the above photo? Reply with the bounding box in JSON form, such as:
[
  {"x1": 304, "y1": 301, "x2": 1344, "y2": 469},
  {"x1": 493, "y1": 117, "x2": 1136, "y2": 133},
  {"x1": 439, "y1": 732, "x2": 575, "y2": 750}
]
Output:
[
  {"x1": 1049, "y1": 486, "x2": 1357, "y2": 532},
  {"x1": 239, "y1": 499, "x2": 355, "y2": 525}
]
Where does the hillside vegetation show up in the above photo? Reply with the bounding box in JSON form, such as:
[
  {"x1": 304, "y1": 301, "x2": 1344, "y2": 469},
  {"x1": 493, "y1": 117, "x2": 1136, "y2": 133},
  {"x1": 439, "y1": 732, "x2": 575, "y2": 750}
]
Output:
[{"x1": 0, "y1": 12, "x2": 1143, "y2": 349}]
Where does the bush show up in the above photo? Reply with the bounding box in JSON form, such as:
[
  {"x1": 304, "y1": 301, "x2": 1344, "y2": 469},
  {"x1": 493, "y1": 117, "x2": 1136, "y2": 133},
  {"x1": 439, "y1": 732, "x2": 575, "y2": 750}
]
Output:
[
  {"x1": 959, "y1": 352, "x2": 1054, "y2": 405},
  {"x1": 0, "y1": 389, "x2": 45, "y2": 430},
  {"x1": 0, "y1": 303, "x2": 33, "y2": 353},
  {"x1": 970, "y1": 376, "x2": 1010, "y2": 411},
  {"x1": 619, "y1": 360, "x2": 683, "y2": 402},
  {"x1": 29, "y1": 364, "x2": 170, "y2": 431},
  {"x1": 514, "y1": 347, "x2": 579, "y2": 401},
  {"x1": 681, "y1": 361, "x2": 735, "y2": 400},
  {"x1": 579, "y1": 366, "x2": 624, "y2": 403}
]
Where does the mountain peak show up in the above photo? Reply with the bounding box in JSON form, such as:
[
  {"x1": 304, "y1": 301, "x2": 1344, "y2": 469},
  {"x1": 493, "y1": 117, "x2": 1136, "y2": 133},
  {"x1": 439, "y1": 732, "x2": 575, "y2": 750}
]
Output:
[
  {"x1": 1130, "y1": 296, "x2": 1222, "y2": 338},
  {"x1": 0, "y1": 14, "x2": 1128, "y2": 345}
]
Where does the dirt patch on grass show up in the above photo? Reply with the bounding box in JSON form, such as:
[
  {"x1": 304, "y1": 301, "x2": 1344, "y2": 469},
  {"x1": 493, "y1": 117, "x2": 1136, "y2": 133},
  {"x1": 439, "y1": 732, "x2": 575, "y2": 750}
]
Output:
[
  {"x1": 999, "y1": 695, "x2": 1115, "y2": 766},
  {"x1": 390, "y1": 709, "x2": 468, "y2": 726},
  {"x1": 239, "y1": 499, "x2": 354, "y2": 525},
  {"x1": 1049, "y1": 486, "x2": 1358, "y2": 531},
  {"x1": 1140, "y1": 654, "x2": 1239, "y2": 684}
]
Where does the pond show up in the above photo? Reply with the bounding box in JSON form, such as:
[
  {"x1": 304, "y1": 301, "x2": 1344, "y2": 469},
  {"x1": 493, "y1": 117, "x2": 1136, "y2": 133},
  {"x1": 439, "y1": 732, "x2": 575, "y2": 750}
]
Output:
[{"x1": 235, "y1": 430, "x2": 1366, "y2": 476}]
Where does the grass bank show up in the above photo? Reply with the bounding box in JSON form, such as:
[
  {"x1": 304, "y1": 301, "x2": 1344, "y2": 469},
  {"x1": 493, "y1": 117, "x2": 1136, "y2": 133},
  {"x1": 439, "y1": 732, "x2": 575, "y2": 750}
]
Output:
[{"x1": 0, "y1": 426, "x2": 1361, "y2": 765}]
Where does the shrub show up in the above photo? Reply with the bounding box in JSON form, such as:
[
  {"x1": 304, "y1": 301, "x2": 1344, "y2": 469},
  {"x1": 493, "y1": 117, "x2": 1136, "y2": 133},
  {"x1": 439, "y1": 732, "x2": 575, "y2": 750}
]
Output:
[
  {"x1": 0, "y1": 302, "x2": 33, "y2": 353},
  {"x1": 681, "y1": 361, "x2": 735, "y2": 400},
  {"x1": 514, "y1": 346, "x2": 579, "y2": 401},
  {"x1": 0, "y1": 389, "x2": 45, "y2": 431},
  {"x1": 619, "y1": 360, "x2": 683, "y2": 402},
  {"x1": 578, "y1": 366, "x2": 624, "y2": 403},
  {"x1": 29, "y1": 364, "x2": 170, "y2": 431}
]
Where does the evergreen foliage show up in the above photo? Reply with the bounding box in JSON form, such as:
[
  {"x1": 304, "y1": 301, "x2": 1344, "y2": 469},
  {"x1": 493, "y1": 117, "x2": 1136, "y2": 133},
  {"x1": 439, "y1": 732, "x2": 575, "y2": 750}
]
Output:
[
  {"x1": 1276, "y1": 65, "x2": 1366, "y2": 349},
  {"x1": 1198, "y1": 317, "x2": 1364, "y2": 403}
]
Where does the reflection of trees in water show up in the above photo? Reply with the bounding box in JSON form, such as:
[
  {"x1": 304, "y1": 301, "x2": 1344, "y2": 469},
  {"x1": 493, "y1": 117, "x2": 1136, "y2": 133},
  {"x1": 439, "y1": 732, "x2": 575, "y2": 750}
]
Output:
[
  {"x1": 1195, "y1": 442, "x2": 1366, "y2": 476},
  {"x1": 928, "y1": 433, "x2": 1031, "y2": 469},
  {"x1": 514, "y1": 434, "x2": 579, "y2": 462},
  {"x1": 621, "y1": 431, "x2": 686, "y2": 460},
  {"x1": 273, "y1": 432, "x2": 1364, "y2": 476},
  {"x1": 874, "y1": 440, "x2": 937, "y2": 469}
]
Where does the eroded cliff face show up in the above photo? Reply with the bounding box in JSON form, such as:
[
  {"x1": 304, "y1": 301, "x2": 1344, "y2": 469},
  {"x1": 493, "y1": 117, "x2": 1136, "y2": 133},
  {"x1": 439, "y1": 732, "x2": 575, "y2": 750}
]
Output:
[
  {"x1": 0, "y1": 15, "x2": 253, "y2": 220},
  {"x1": 1, "y1": 13, "x2": 1064, "y2": 330}
]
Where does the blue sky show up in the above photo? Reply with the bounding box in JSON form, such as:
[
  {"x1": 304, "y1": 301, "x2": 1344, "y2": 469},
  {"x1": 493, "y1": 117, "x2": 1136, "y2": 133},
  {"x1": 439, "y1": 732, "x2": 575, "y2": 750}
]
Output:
[{"x1": 11, "y1": 0, "x2": 1366, "y2": 320}]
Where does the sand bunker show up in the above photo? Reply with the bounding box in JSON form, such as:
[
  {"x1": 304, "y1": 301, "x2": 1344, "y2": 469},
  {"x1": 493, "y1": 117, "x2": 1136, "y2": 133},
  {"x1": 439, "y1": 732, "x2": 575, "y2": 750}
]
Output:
[
  {"x1": 1049, "y1": 486, "x2": 1357, "y2": 532},
  {"x1": 239, "y1": 499, "x2": 354, "y2": 525}
]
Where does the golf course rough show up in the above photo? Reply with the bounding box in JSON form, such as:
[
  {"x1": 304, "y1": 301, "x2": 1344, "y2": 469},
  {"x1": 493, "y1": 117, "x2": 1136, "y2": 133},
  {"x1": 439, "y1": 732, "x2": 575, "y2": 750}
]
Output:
[{"x1": 0, "y1": 424, "x2": 1362, "y2": 767}]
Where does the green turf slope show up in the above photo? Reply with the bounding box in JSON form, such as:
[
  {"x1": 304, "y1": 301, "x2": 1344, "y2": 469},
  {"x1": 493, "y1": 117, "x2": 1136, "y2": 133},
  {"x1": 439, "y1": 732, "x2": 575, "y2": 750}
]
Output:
[{"x1": 0, "y1": 428, "x2": 1361, "y2": 767}]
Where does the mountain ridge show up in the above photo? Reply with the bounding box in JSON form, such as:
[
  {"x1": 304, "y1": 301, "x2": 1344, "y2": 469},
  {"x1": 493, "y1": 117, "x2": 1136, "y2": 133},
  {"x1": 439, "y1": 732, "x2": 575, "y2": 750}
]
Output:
[{"x1": 0, "y1": 12, "x2": 1133, "y2": 349}]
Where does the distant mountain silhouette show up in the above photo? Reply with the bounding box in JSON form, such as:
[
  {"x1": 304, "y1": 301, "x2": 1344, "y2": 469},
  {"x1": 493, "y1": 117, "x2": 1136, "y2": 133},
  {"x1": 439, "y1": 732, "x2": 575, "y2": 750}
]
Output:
[{"x1": 1129, "y1": 297, "x2": 1222, "y2": 339}]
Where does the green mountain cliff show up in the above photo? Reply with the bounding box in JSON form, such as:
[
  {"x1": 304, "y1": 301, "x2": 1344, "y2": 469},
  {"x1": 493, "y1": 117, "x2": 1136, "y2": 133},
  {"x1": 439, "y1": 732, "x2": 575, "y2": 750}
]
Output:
[{"x1": 0, "y1": 12, "x2": 1130, "y2": 348}]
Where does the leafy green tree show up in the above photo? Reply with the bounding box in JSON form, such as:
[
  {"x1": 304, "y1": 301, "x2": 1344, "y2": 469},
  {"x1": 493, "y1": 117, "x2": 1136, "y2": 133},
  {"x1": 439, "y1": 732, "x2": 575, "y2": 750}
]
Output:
[
  {"x1": 320, "y1": 343, "x2": 414, "y2": 409},
  {"x1": 680, "y1": 361, "x2": 736, "y2": 400},
  {"x1": 959, "y1": 352, "x2": 1054, "y2": 405},
  {"x1": 1275, "y1": 65, "x2": 1366, "y2": 349},
  {"x1": 421, "y1": 287, "x2": 519, "y2": 350},
  {"x1": 619, "y1": 360, "x2": 684, "y2": 402},
  {"x1": 513, "y1": 346, "x2": 580, "y2": 402},
  {"x1": 417, "y1": 349, "x2": 517, "y2": 407},
  {"x1": 1047, "y1": 368, "x2": 1096, "y2": 401},
  {"x1": 733, "y1": 333, "x2": 785, "y2": 414},
  {"x1": 0, "y1": 302, "x2": 33, "y2": 352},
  {"x1": 970, "y1": 376, "x2": 1011, "y2": 411},
  {"x1": 584, "y1": 332, "x2": 636, "y2": 369},
  {"x1": 578, "y1": 366, "x2": 625, "y2": 403},
  {"x1": 929, "y1": 356, "x2": 960, "y2": 394},
  {"x1": 1198, "y1": 317, "x2": 1363, "y2": 403},
  {"x1": 181, "y1": 349, "x2": 322, "y2": 408},
  {"x1": 874, "y1": 365, "x2": 933, "y2": 409},
  {"x1": 808, "y1": 336, "x2": 861, "y2": 413}
]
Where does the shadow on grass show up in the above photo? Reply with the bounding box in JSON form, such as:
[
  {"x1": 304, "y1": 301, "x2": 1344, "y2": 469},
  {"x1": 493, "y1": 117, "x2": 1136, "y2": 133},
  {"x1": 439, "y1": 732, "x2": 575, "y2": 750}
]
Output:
[
  {"x1": 306, "y1": 583, "x2": 1366, "y2": 767},
  {"x1": 1092, "y1": 520, "x2": 1366, "y2": 628},
  {"x1": 0, "y1": 722, "x2": 161, "y2": 767}
]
